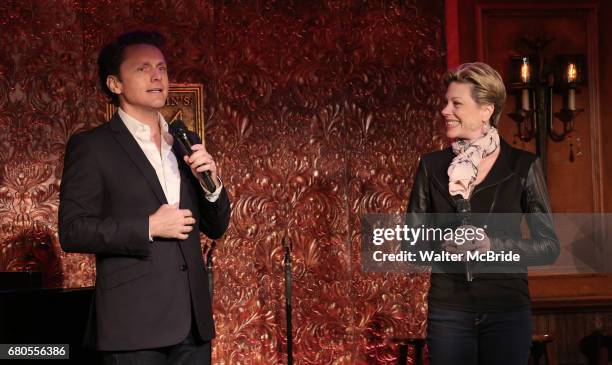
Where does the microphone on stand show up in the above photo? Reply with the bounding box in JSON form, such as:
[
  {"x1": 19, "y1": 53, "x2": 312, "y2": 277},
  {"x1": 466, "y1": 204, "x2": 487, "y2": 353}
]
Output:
[
  {"x1": 168, "y1": 120, "x2": 217, "y2": 194},
  {"x1": 283, "y1": 235, "x2": 293, "y2": 365},
  {"x1": 455, "y1": 197, "x2": 473, "y2": 282},
  {"x1": 206, "y1": 241, "x2": 216, "y2": 300}
]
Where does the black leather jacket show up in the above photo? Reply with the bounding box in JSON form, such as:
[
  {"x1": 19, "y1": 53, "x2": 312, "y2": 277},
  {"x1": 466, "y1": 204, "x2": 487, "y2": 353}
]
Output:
[{"x1": 407, "y1": 138, "x2": 560, "y2": 311}]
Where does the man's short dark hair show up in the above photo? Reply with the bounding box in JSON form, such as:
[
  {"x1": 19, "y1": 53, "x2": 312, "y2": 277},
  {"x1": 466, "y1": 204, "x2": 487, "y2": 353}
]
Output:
[{"x1": 97, "y1": 30, "x2": 166, "y2": 106}]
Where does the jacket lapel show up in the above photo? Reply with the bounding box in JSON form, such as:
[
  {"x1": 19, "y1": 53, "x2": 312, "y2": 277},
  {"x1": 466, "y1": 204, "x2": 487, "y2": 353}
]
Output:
[
  {"x1": 171, "y1": 138, "x2": 190, "y2": 209},
  {"x1": 430, "y1": 151, "x2": 458, "y2": 208},
  {"x1": 177, "y1": 158, "x2": 192, "y2": 210},
  {"x1": 472, "y1": 139, "x2": 515, "y2": 195},
  {"x1": 109, "y1": 113, "x2": 168, "y2": 205}
]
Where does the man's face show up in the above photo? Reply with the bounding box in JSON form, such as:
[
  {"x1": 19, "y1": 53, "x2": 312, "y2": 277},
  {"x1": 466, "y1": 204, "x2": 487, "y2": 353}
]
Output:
[{"x1": 110, "y1": 44, "x2": 169, "y2": 114}]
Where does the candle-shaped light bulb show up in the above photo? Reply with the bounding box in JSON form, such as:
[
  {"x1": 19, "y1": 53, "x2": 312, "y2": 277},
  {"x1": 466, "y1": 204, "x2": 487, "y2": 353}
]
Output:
[
  {"x1": 521, "y1": 89, "x2": 530, "y2": 111},
  {"x1": 567, "y1": 63, "x2": 577, "y2": 83},
  {"x1": 568, "y1": 88, "x2": 576, "y2": 111},
  {"x1": 520, "y1": 58, "x2": 530, "y2": 84}
]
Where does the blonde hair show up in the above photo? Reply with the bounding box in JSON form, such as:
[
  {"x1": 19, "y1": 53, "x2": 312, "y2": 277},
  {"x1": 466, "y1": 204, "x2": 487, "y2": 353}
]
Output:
[{"x1": 444, "y1": 62, "x2": 507, "y2": 127}]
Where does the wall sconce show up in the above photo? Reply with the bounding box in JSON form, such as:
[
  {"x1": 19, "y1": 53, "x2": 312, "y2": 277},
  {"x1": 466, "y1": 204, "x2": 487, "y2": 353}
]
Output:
[{"x1": 507, "y1": 37, "x2": 587, "y2": 168}]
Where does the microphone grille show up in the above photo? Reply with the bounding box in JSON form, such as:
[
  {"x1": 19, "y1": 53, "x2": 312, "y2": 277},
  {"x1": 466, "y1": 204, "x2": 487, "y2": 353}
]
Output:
[
  {"x1": 454, "y1": 197, "x2": 471, "y2": 213},
  {"x1": 169, "y1": 120, "x2": 188, "y2": 135}
]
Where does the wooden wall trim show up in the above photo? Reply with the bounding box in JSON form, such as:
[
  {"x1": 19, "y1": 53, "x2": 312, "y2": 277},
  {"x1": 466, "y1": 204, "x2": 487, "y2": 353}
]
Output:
[
  {"x1": 530, "y1": 273, "x2": 612, "y2": 305},
  {"x1": 474, "y1": 4, "x2": 484, "y2": 61},
  {"x1": 585, "y1": 6, "x2": 604, "y2": 216},
  {"x1": 533, "y1": 296, "x2": 612, "y2": 312},
  {"x1": 445, "y1": 0, "x2": 460, "y2": 68}
]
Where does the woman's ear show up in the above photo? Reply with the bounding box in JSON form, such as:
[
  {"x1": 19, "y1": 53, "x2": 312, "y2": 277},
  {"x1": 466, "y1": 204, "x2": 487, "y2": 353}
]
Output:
[
  {"x1": 106, "y1": 75, "x2": 122, "y2": 95},
  {"x1": 480, "y1": 104, "x2": 494, "y2": 123}
]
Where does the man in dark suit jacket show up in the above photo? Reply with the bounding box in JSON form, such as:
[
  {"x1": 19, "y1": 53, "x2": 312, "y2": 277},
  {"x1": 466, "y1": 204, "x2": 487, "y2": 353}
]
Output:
[{"x1": 58, "y1": 31, "x2": 230, "y2": 364}]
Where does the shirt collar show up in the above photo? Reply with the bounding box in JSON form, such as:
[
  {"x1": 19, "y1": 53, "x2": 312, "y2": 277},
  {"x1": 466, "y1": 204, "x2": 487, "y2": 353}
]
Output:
[{"x1": 118, "y1": 108, "x2": 169, "y2": 142}]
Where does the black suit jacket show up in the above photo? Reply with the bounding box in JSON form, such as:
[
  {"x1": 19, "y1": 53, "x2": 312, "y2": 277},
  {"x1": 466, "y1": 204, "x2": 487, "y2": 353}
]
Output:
[{"x1": 58, "y1": 113, "x2": 230, "y2": 351}]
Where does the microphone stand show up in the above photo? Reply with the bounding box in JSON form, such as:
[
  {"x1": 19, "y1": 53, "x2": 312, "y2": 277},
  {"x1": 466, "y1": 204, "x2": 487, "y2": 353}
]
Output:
[
  {"x1": 206, "y1": 241, "x2": 216, "y2": 299},
  {"x1": 283, "y1": 236, "x2": 293, "y2": 365}
]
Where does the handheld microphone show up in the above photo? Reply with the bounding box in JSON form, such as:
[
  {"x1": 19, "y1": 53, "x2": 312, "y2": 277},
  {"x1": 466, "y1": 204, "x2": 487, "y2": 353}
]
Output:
[
  {"x1": 168, "y1": 120, "x2": 217, "y2": 194},
  {"x1": 455, "y1": 197, "x2": 473, "y2": 282}
]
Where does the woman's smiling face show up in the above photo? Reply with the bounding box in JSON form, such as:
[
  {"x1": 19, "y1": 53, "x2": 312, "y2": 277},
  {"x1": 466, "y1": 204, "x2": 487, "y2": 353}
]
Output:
[{"x1": 441, "y1": 81, "x2": 493, "y2": 141}]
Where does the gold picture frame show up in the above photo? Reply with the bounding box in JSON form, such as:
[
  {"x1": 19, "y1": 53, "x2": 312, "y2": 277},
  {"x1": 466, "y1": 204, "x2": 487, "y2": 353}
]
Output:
[{"x1": 105, "y1": 83, "x2": 206, "y2": 141}]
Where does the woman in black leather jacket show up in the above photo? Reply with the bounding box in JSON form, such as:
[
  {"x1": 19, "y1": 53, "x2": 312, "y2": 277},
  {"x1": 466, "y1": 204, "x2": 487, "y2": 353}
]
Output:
[{"x1": 407, "y1": 62, "x2": 560, "y2": 365}]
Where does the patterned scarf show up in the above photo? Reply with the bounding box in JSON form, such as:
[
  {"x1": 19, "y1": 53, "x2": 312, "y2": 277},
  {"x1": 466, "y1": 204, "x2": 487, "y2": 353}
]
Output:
[{"x1": 448, "y1": 126, "x2": 500, "y2": 199}]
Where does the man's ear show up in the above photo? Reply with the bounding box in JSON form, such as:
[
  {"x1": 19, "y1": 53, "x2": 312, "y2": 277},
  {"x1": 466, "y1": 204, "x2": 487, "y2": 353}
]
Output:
[{"x1": 106, "y1": 75, "x2": 122, "y2": 95}]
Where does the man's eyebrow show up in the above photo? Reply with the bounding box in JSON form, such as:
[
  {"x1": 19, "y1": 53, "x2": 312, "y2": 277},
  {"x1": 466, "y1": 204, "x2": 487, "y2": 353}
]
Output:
[{"x1": 134, "y1": 61, "x2": 166, "y2": 66}]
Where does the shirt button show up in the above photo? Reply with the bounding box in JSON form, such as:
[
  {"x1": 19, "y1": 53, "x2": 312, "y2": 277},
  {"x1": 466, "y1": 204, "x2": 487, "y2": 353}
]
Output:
[{"x1": 179, "y1": 265, "x2": 188, "y2": 271}]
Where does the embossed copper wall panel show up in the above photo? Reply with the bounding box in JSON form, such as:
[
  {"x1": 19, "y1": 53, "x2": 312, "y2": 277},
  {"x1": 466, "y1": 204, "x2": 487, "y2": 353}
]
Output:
[{"x1": 0, "y1": 0, "x2": 445, "y2": 363}]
